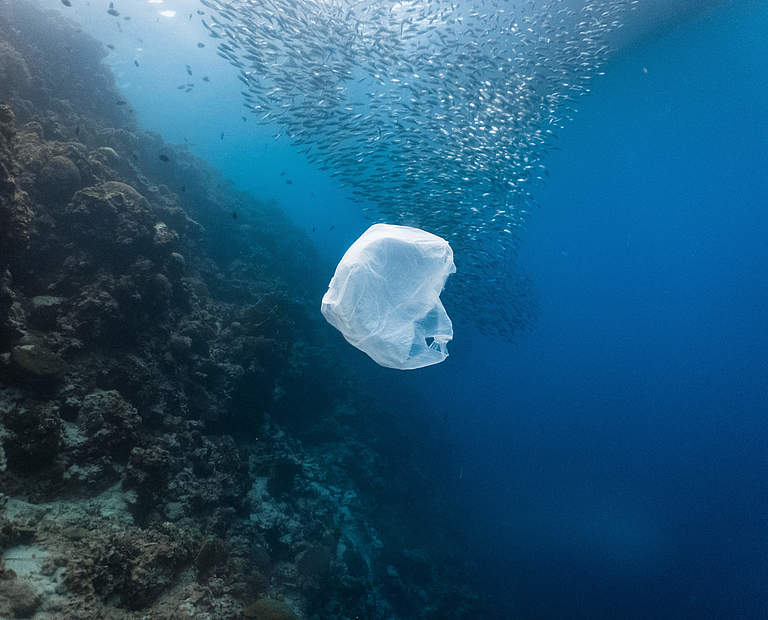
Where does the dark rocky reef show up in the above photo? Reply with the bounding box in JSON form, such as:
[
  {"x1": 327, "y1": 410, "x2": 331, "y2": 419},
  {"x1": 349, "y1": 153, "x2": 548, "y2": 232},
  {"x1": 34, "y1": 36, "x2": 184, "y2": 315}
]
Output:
[{"x1": 0, "y1": 2, "x2": 496, "y2": 619}]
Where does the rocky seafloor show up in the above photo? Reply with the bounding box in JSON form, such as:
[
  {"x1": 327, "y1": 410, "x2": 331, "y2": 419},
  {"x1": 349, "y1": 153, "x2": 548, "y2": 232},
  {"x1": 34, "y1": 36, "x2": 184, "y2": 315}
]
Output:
[{"x1": 0, "y1": 2, "x2": 494, "y2": 619}]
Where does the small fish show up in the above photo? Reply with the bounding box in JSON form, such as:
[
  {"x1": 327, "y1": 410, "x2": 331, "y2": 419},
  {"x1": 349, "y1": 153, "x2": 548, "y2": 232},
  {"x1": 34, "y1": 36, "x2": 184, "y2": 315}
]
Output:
[
  {"x1": 241, "y1": 116, "x2": 247, "y2": 122},
  {"x1": 202, "y1": 76, "x2": 210, "y2": 82},
  {"x1": 131, "y1": 153, "x2": 138, "y2": 161},
  {"x1": 220, "y1": 132, "x2": 224, "y2": 140},
  {"x1": 198, "y1": 0, "x2": 626, "y2": 342},
  {"x1": 158, "y1": 154, "x2": 169, "y2": 162},
  {"x1": 115, "y1": 100, "x2": 127, "y2": 105},
  {"x1": 232, "y1": 211, "x2": 238, "y2": 220},
  {"x1": 197, "y1": 42, "x2": 205, "y2": 48},
  {"x1": 106, "y1": 44, "x2": 115, "y2": 50},
  {"x1": 186, "y1": 64, "x2": 192, "y2": 76},
  {"x1": 107, "y1": 2, "x2": 119, "y2": 17},
  {"x1": 279, "y1": 171, "x2": 286, "y2": 176},
  {"x1": 177, "y1": 85, "x2": 186, "y2": 90},
  {"x1": 61, "y1": 0, "x2": 71, "y2": 6},
  {"x1": 329, "y1": 225, "x2": 335, "y2": 231},
  {"x1": 285, "y1": 179, "x2": 293, "y2": 185},
  {"x1": 134, "y1": 59, "x2": 139, "y2": 67}
]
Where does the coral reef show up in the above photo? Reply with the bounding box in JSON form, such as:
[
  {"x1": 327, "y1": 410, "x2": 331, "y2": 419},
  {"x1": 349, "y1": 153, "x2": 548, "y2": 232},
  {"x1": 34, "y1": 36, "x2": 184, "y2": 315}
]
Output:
[{"x1": 0, "y1": 2, "x2": 494, "y2": 619}]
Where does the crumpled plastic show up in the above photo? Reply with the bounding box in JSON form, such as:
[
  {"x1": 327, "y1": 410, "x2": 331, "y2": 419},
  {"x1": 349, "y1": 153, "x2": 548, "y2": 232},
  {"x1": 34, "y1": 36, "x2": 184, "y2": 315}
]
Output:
[{"x1": 321, "y1": 223, "x2": 456, "y2": 370}]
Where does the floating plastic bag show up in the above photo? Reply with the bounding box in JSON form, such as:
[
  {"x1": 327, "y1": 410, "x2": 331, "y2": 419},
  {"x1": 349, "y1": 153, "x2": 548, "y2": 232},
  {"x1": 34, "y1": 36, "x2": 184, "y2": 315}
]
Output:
[{"x1": 321, "y1": 223, "x2": 456, "y2": 370}]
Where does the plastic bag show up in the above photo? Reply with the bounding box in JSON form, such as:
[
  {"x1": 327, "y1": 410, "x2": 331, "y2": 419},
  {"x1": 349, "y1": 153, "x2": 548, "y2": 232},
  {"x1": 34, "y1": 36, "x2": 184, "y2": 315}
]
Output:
[{"x1": 321, "y1": 223, "x2": 456, "y2": 370}]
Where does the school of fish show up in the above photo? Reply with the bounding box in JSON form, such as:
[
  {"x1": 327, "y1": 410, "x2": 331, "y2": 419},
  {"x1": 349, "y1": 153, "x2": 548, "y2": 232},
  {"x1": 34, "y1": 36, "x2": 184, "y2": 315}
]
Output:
[{"x1": 201, "y1": 0, "x2": 638, "y2": 338}]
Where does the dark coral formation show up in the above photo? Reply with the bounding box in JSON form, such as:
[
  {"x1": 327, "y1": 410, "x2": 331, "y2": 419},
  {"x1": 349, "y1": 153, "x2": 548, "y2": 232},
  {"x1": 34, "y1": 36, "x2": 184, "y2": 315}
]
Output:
[{"x1": 0, "y1": 2, "x2": 494, "y2": 619}]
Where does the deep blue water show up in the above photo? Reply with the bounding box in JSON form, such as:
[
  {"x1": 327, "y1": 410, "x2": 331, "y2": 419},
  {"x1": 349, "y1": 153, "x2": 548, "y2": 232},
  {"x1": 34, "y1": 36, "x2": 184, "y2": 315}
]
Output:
[
  {"x1": 424, "y1": 2, "x2": 768, "y2": 617},
  {"x1": 44, "y1": 0, "x2": 768, "y2": 616}
]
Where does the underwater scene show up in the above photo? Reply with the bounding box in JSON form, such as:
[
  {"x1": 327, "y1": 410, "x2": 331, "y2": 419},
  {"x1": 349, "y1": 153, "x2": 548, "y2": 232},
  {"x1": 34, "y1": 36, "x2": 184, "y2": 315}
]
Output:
[{"x1": 0, "y1": 0, "x2": 766, "y2": 618}]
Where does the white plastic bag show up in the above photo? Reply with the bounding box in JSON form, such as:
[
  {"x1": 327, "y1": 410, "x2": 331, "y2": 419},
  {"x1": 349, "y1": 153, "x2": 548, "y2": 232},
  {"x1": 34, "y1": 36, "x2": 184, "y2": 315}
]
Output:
[{"x1": 321, "y1": 223, "x2": 456, "y2": 370}]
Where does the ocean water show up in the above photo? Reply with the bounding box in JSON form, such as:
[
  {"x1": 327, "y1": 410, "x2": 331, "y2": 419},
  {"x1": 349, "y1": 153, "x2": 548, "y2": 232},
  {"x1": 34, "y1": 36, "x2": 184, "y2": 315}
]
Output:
[
  {"x1": 5, "y1": 0, "x2": 768, "y2": 618},
  {"x1": 437, "y1": 3, "x2": 768, "y2": 617}
]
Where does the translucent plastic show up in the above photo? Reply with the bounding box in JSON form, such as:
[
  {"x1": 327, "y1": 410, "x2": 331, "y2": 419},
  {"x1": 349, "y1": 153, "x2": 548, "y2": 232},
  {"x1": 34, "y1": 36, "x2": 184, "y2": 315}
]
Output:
[{"x1": 321, "y1": 224, "x2": 456, "y2": 370}]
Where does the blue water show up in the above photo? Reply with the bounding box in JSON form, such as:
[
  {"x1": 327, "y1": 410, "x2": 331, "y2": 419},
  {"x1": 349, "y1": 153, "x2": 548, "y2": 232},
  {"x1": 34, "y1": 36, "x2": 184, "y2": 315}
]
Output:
[
  {"x1": 47, "y1": 0, "x2": 768, "y2": 616},
  {"x1": 428, "y1": 3, "x2": 768, "y2": 617}
]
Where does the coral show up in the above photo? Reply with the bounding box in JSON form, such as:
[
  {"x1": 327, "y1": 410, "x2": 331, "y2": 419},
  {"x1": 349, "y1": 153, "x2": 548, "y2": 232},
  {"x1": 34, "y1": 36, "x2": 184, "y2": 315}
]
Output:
[
  {"x1": 38, "y1": 154, "x2": 81, "y2": 202},
  {"x1": 194, "y1": 536, "x2": 229, "y2": 582},
  {"x1": 64, "y1": 181, "x2": 157, "y2": 261},
  {"x1": 27, "y1": 295, "x2": 63, "y2": 330},
  {"x1": 0, "y1": 2, "x2": 487, "y2": 617},
  {"x1": 183, "y1": 435, "x2": 251, "y2": 518},
  {"x1": 0, "y1": 106, "x2": 36, "y2": 267},
  {"x1": 0, "y1": 104, "x2": 16, "y2": 197},
  {"x1": 0, "y1": 519, "x2": 36, "y2": 550},
  {"x1": 66, "y1": 526, "x2": 196, "y2": 610},
  {"x1": 10, "y1": 343, "x2": 68, "y2": 381},
  {"x1": 0, "y1": 271, "x2": 26, "y2": 347},
  {"x1": 124, "y1": 445, "x2": 170, "y2": 521},
  {"x1": 296, "y1": 544, "x2": 332, "y2": 582},
  {"x1": 0, "y1": 41, "x2": 31, "y2": 91},
  {"x1": 342, "y1": 545, "x2": 368, "y2": 579},
  {"x1": 2, "y1": 402, "x2": 62, "y2": 472},
  {"x1": 89, "y1": 146, "x2": 120, "y2": 169},
  {"x1": 77, "y1": 390, "x2": 142, "y2": 461},
  {"x1": 0, "y1": 578, "x2": 40, "y2": 618},
  {"x1": 68, "y1": 282, "x2": 122, "y2": 343},
  {"x1": 267, "y1": 458, "x2": 302, "y2": 498}
]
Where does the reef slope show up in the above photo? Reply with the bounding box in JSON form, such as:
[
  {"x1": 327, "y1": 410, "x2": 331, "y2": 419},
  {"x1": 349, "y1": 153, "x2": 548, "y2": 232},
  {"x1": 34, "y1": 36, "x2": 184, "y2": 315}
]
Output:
[{"x1": 0, "y1": 3, "x2": 490, "y2": 619}]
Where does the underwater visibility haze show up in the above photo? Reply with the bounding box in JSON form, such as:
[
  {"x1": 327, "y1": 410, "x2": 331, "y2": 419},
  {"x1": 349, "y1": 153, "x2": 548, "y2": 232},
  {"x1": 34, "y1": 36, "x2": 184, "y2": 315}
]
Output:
[{"x1": 0, "y1": 0, "x2": 766, "y2": 618}]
